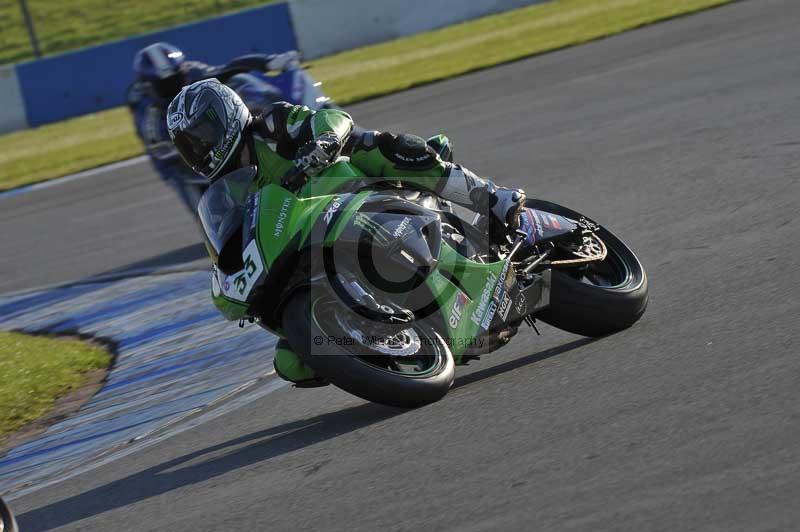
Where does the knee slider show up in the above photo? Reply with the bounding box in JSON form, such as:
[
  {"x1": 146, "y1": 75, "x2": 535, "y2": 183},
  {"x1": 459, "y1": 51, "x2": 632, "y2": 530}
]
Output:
[{"x1": 377, "y1": 133, "x2": 440, "y2": 170}]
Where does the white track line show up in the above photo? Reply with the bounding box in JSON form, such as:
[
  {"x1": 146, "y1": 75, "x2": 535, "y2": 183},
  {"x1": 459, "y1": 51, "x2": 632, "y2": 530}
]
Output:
[
  {"x1": 0, "y1": 155, "x2": 149, "y2": 201},
  {"x1": 6, "y1": 374, "x2": 287, "y2": 501}
]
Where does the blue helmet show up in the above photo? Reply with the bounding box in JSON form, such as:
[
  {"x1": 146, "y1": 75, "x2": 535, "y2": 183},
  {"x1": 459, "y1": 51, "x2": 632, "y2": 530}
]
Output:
[{"x1": 133, "y1": 42, "x2": 187, "y2": 98}]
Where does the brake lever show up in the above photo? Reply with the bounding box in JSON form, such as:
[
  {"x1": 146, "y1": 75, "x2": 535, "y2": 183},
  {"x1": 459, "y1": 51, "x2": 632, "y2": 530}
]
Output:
[{"x1": 281, "y1": 166, "x2": 308, "y2": 192}]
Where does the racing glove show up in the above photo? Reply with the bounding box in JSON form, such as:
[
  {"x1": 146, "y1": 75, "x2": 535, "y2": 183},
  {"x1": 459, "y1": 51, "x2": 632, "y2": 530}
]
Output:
[{"x1": 293, "y1": 133, "x2": 342, "y2": 177}]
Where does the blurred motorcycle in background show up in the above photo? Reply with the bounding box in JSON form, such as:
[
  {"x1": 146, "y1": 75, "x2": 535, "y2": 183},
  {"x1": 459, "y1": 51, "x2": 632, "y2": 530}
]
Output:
[{"x1": 136, "y1": 52, "x2": 333, "y2": 218}]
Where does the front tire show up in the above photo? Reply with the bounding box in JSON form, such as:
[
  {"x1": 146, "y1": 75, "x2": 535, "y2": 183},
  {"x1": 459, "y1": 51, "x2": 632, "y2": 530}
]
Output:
[
  {"x1": 528, "y1": 200, "x2": 649, "y2": 337},
  {"x1": 282, "y1": 288, "x2": 455, "y2": 408},
  {"x1": 0, "y1": 497, "x2": 19, "y2": 532}
]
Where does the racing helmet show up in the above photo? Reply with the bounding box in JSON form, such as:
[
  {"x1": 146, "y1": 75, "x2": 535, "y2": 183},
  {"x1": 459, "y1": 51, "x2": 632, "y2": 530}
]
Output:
[
  {"x1": 133, "y1": 42, "x2": 187, "y2": 99},
  {"x1": 167, "y1": 79, "x2": 252, "y2": 179}
]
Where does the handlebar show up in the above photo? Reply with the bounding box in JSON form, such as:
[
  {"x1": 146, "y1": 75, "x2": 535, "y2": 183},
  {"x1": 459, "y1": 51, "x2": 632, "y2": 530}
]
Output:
[{"x1": 281, "y1": 166, "x2": 308, "y2": 192}]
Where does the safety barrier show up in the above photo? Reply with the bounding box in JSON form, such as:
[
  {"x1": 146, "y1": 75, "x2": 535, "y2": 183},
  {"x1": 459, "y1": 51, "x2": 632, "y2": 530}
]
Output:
[
  {"x1": 0, "y1": 66, "x2": 27, "y2": 134},
  {"x1": 13, "y1": 2, "x2": 297, "y2": 128},
  {"x1": 288, "y1": 0, "x2": 546, "y2": 59},
  {"x1": 1, "y1": 0, "x2": 546, "y2": 132}
]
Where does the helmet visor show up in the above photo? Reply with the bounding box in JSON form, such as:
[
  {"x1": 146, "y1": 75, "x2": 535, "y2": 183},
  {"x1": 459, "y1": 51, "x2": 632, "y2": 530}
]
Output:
[{"x1": 172, "y1": 103, "x2": 227, "y2": 175}]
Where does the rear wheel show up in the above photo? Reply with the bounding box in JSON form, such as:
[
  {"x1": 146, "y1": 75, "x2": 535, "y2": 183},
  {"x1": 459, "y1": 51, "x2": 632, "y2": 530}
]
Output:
[
  {"x1": 282, "y1": 288, "x2": 455, "y2": 408},
  {"x1": 527, "y1": 200, "x2": 648, "y2": 337}
]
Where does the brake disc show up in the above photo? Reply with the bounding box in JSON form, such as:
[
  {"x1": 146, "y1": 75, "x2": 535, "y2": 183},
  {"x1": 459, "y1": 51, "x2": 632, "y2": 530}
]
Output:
[
  {"x1": 551, "y1": 233, "x2": 608, "y2": 266},
  {"x1": 335, "y1": 313, "x2": 422, "y2": 357}
]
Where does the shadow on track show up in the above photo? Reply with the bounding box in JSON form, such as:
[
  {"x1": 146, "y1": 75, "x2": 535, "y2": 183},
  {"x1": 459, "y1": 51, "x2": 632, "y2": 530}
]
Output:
[
  {"x1": 454, "y1": 337, "x2": 596, "y2": 389},
  {"x1": 89, "y1": 243, "x2": 209, "y2": 282},
  {"x1": 110, "y1": 243, "x2": 208, "y2": 272},
  {"x1": 19, "y1": 338, "x2": 592, "y2": 530},
  {"x1": 18, "y1": 401, "x2": 405, "y2": 532}
]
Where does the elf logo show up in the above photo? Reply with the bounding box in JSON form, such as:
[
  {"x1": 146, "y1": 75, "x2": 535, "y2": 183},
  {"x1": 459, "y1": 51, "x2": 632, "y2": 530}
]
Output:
[{"x1": 449, "y1": 291, "x2": 470, "y2": 329}]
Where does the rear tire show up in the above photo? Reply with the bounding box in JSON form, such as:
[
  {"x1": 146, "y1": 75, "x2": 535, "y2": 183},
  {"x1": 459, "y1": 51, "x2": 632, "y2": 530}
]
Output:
[
  {"x1": 282, "y1": 288, "x2": 455, "y2": 408},
  {"x1": 527, "y1": 200, "x2": 649, "y2": 337}
]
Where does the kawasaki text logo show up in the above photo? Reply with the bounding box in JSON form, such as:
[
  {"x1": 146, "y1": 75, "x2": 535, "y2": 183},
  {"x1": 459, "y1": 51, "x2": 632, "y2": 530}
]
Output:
[{"x1": 471, "y1": 271, "x2": 498, "y2": 327}]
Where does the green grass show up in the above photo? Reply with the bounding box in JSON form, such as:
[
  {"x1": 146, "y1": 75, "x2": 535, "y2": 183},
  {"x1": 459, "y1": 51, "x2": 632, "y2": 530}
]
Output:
[
  {"x1": 312, "y1": 0, "x2": 735, "y2": 104},
  {"x1": 0, "y1": 332, "x2": 111, "y2": 441},
  {"x1": 0, "y1": 108, "x2": 140, "y2": 190},
  {"x1": 0, "y1": 0, "x2": 735, "y2": 191},
  {"x1": 0, "y1": 0, "x2": 277, "y2": 65}
]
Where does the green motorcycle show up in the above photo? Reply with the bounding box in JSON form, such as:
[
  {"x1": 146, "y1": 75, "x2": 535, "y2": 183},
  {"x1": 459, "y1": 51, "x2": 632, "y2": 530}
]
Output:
[{"x1": 199, "y1": 160, "x2": 648, "y2": 408}]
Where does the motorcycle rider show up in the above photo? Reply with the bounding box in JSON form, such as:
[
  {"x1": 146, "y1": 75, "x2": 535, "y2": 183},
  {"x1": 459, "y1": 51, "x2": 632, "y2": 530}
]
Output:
[
  {"x1": 128, "y1": 42, "x2": 298, "y2": 211},
  {"x1": 167, "y1": 79, "x2": 525, "y2": 386}
]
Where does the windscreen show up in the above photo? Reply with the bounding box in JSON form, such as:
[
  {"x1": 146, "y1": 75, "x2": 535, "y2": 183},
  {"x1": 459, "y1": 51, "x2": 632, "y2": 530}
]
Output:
[{"x1": 197, "y1": 166, "x2": 257, "y2": 262}]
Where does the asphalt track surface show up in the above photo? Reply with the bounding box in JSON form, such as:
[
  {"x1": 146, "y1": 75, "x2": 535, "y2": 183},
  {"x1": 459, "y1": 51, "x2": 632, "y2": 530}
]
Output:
[{"x1": 3, "y1": 0, "x2": 800, "y2": 529}]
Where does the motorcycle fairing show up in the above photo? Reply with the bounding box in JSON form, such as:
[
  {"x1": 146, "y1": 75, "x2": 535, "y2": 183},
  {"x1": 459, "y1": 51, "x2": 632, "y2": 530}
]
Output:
[
  {"x1": 197, "y1": 166, "x2": 257, "y2": 265},
  {"x1": 203, "y1": 160, "x2": 551, "y2": 343},
  {"x1": 211, "y1": 239, "x2": 266, "y2": 303},
  {"x1": 431, "y1": 243, "x2": 549, "y2": 359}
]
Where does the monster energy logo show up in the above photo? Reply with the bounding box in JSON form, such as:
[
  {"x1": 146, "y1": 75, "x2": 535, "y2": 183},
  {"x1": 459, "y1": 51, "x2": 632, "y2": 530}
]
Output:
[
  {"x1": 274, "y1": 197, "x2": 293, "y2": 238},
  {"x1": 393, "y1": 217, "x2": 412, "y2": 237},
  {"x1": 214, "y1": 134, "x2": 235, "y2": 159},
  {"x1": 353, "y1": 213, "x2": 391, "y2": 247}
]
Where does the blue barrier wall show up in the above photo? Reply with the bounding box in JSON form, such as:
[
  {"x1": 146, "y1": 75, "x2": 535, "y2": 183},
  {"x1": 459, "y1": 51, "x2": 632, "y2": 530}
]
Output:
[{"x1": 15, "y1": 2, "x2": 297, "y2": 127}]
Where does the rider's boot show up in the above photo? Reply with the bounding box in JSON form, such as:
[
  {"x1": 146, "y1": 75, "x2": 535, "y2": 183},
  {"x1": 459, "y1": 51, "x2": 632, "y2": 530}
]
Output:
[
  {"x1": 440, "y1": 164, "x2": 526, "y2": 236},
  {"x1": 273, "y1": 339, "x2": 329, "y2": 388}
]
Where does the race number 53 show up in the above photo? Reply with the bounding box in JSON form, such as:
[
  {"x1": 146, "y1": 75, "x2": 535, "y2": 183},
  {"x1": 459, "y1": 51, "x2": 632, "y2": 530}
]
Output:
[{"x1": 226, "y1": 240, "x2": 265, "y2": 302}]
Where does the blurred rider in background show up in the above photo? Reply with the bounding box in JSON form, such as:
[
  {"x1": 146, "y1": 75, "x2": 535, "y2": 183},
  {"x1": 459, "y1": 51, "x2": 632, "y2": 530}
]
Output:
[{"x1": 127, "y1": 42, "x2": 300, "y2": 212}]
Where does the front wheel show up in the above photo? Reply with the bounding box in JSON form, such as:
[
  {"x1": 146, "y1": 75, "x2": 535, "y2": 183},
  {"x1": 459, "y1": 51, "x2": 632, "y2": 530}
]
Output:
[
  {"x1": 282, "y1": 288, "x2": 455, "y2": 408},
  {"x1": 528, "y1": 200, "x2": 649, "y2": 337},
  {"x1": 0, "y1": 497, "x2": 19, "y2": 532}
]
